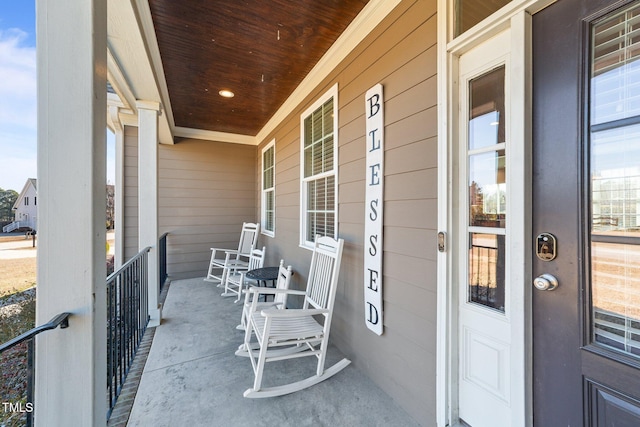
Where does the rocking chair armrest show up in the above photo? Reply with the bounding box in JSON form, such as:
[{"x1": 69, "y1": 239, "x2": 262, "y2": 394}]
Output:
[
  {"x1": 209, "y1": 248, "x2": 249, "y2": 258},
  {"x1": 245, "y1": 301, "x2": 283, "y2": 310},
  {"x1": 209, "y1": 247, "x2": 235, "y2": 260},
  {"x1": 222, "y1": 249, "x2": 241, "y2": 255},
  {"x1": 209, "y1": 246, "x2": 233, "y2": 252},
  {"x1": 247, "y1": 287, "x2": 305, "y2": 296},
  {"x1": 260, "y1": 308, "x2": 329, "y2": 318}
]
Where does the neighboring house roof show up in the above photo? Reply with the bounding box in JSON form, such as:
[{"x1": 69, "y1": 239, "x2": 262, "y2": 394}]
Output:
[{"x1": 12, "y1": 178, "x2": 37, "y2": 211}]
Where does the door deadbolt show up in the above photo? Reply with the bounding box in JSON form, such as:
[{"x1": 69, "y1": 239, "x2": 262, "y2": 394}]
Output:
[
  {"x1": 536, "y1": 233, "x2": 557, "y2": 261},
  {"x1": 533, "y1": 273, "x2": 559, "y2": 291}
]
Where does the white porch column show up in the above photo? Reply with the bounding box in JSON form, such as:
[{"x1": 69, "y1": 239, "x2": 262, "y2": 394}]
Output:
[
  {"x1": 35, "y1": 0, "x2": 107, "y2": 426},
  {"x1": 109, "y1": 106, "x2": 125, "y2": 268},
  {"x1": 137, "y1": 101, "x2": 162, "y2": 326}
]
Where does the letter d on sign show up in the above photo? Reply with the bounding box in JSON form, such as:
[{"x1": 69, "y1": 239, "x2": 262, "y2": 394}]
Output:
[{"x1": 367, "y1": 302, "x2": 379, "y2": 325}]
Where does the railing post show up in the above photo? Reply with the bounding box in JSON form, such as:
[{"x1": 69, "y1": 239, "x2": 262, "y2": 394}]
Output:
[
  {"x1": 27, "y1": 339, "x2": 34, "y2": 427},
  {"x1": 159, "y1": 233, "x2": 168, "y2": 291}
]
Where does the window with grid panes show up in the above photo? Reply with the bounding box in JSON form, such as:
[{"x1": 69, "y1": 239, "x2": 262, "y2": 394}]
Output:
[
  {"x1": 300, "y1": 86, "x2": 337, "y2": 247},
  {"x1": 261, "y1": 141, "x2": 275, "y2": 236}
]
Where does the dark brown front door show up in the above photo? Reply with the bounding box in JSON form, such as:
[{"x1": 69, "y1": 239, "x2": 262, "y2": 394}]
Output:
[{"x1": 533, "y1": 0, "x2": 640, "y2": 425}]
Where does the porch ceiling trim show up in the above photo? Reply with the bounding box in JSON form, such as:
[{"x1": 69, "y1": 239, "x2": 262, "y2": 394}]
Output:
[{"x1": 173, "y1": 126, "x2": 256, "y2": 145}]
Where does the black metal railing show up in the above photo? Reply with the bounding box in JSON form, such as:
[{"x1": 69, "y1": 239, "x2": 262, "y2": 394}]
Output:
[
  {"x1": 159, "y1": 232, "x2": 169, "y2": 291},
  {"x1": 107, "y1": 247, "x2": 150, "y2": 419},
  {"x1": 0, "y1": 312, "x2": 71, "y2": 427}
]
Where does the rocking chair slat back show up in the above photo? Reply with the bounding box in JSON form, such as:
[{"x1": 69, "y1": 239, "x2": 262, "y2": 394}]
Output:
[
  {"x1": 306, "y1": 253, "x2": 331, "y2": 310},
  {"x1": 305, "y1": 236, "x2": 342, "y2": 311},
  {"x1": 238, "y1": 223, "x2": 259, "y2": 254},
  {"x1": 273, "y1": 261, "x2": 292, "y2": 307},
  {"x1": 247, "y1": 247, "x2": 265, "y2": 271}
]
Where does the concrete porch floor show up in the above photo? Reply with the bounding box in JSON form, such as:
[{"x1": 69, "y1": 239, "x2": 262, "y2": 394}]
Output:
[{"x1": 126, "y1": 277, "x2": 420, "y2": 427}]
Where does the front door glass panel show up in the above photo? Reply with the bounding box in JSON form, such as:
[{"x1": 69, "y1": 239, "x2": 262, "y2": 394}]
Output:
[
  {"x1": 468, "y1": 66, "x2": 506, "y2": 312},
  {"x1": 590, "y1": 3, "x2": 640, "y2": 358}
]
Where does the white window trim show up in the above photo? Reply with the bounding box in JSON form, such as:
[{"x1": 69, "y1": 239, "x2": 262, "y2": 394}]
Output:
[
  {"x1": 299, "y1": 83, "x2": 339, "y2": 249},
  {"x1": 261, "y1": 139, "x2": 276, "y2": 237}
]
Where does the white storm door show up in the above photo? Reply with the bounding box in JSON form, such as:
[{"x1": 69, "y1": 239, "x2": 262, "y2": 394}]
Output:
[{"x1": 456, "y1": 28, "x2": 525, "y2": 427}]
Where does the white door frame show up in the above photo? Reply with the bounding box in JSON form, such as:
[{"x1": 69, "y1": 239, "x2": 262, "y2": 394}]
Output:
[{"x1": 436, "y1": 1, "x2": 556, "y2": 425}]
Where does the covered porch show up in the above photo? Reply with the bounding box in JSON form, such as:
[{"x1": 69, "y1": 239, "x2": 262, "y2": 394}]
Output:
[
  {"x1": 117, "y1": 277, "x2": 419, "y2": 426},
  {"x1": 34, "y1": 0, "x2": 438, "y2": 425}
]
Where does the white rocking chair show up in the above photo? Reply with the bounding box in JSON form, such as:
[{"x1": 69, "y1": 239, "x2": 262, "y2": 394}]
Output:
[
  {"x1": 236, "y1": 260, "x2": 292, "y2": 330},
  {"x1": 222, "y1": 246, "x2": 265, "y2": 302},
  {"x1": 204, "y1": 222, "x2": 259, "y2": 287},
  {"x1": 236, "y1": 235, "x2": 349, "y2": 398}
]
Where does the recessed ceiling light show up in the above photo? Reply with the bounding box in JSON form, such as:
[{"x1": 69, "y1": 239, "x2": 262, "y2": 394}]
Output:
[{"x1": 219, "y1": 89, "x2": 235, "y2": 98}]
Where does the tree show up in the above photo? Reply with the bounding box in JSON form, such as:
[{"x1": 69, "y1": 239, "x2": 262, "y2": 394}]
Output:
[
  {"x1": 106, "y1": 184, "x2": 115, "y2": 230},
  {"x1": 0, "y1": 188, "x2": 19, "y2": 223}
]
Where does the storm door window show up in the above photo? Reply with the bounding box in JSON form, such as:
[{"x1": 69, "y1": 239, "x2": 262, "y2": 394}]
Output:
[
  {"x1": 300, "y1": 87, "x2": 338, "y2": 247},
  {"x1": 454, "y1": 0, "x2": 512, "y2": 37},
  {"x1": 590, "y1": 3, "x2": 640, "y2": 357},
  {"x1": 261, "y1": 141, "x2": 275, "y2": 236},
  {"x1": 467, "y1": 66, "x2": 506, "y2": 312}
]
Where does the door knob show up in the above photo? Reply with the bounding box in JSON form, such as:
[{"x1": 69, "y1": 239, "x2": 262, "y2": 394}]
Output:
[{"x1": 533, "y1": 274, "x2": 558, "y2": 291}]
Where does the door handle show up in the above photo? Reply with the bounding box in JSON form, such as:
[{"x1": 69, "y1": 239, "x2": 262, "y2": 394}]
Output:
[{"x1": 533, "y1": 274, "x2": 558, "y2": 291}]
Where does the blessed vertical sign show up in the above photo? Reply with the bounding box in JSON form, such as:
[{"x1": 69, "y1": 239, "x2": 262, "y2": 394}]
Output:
[{"x1": 364, "y1": 84, "x2": 384, "y2": 336}]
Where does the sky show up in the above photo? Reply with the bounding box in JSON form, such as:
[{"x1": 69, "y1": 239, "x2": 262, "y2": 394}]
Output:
[{"x1": 0, "y1": 2, "x2": 115, "y2": 193}]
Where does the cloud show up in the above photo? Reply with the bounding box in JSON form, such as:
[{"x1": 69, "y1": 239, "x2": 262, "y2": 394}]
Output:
[
  {"x1": 0, "y1": 28, "x2": 113, "y2": 191},
  {"x1": 0, "y1": 28, "x2": 37, "y2": 131},
  {"x1": 0, "y1": 28, "x2": 37, "y2": 191}
]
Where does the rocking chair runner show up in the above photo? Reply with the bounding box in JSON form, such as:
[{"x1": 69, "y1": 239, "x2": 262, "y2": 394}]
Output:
[
  {"x1": 204, "y1": 222, "x2": 259, "y2": 287},
  {"x1": 222, "y1": 246, "x2": 265, "y2": 302},
  {"x1": 236, "y1": 235, "x2": 349, "y2": 398}
]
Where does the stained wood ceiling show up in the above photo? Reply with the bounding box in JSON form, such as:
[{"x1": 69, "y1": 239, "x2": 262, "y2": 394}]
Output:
[{"x1": 148, "y1": 0, "x2": 369, "y2": 137}]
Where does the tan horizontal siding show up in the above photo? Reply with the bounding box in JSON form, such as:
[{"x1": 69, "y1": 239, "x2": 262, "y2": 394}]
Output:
[
  {"x1": 158, "y1": 138, "x2": 256, "y2": 278},
  {"x1": 123, "y1": 126, "x2": 139, "y2": 261}
]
